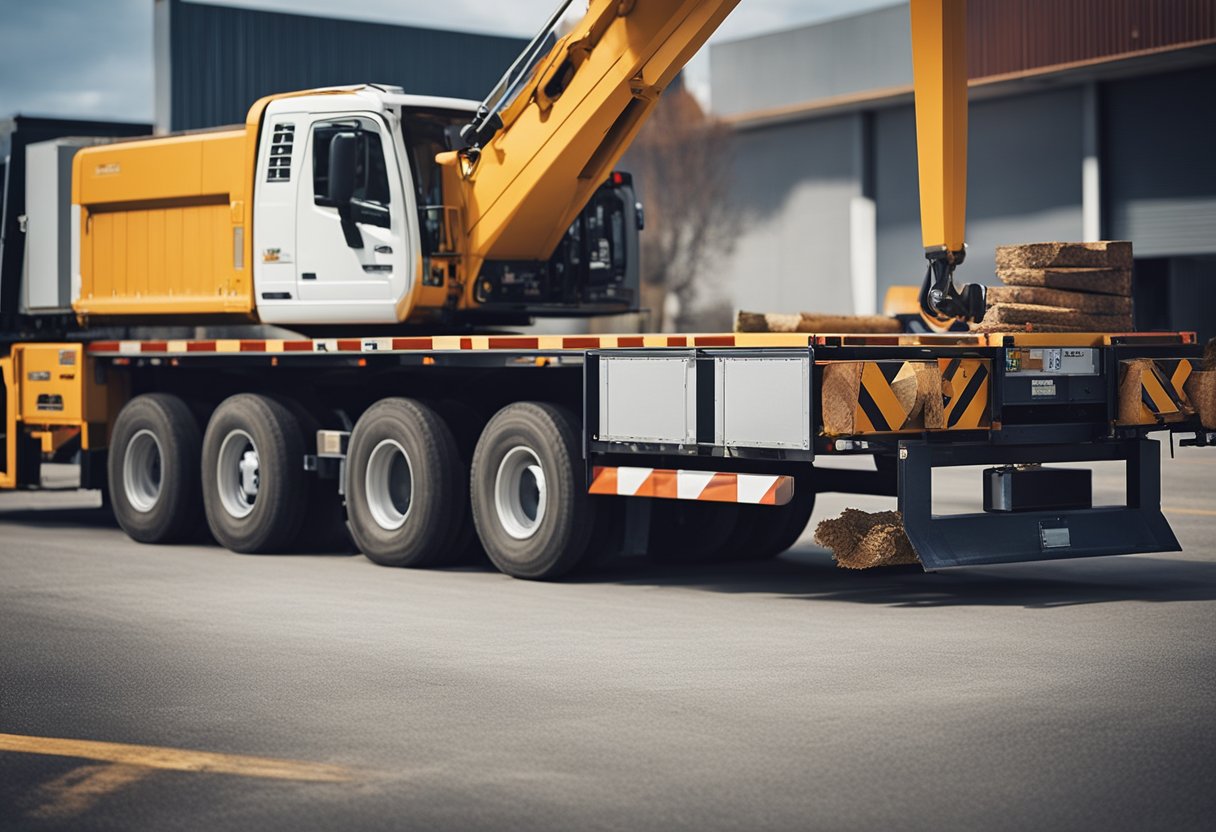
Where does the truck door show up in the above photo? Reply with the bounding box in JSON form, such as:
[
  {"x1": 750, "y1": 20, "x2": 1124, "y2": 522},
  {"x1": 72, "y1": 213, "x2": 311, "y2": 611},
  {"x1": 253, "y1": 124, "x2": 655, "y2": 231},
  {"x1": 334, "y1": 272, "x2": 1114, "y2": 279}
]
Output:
[{"x1": 296, "y1": 115, "x2": 408, "y2": 304}]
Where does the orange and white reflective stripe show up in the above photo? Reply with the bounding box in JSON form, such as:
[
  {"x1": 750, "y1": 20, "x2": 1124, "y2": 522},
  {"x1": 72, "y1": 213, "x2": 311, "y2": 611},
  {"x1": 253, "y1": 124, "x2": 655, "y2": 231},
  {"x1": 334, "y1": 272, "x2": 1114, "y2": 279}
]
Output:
[{"x1": 588, "y1": 466, "x2": 794, "y2": 506}]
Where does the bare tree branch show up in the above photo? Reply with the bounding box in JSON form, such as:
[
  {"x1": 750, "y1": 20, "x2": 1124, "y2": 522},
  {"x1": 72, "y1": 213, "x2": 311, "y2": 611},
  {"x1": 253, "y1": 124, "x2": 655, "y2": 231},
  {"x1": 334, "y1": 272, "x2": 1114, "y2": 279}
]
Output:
[{"x1": 628, "y1": 86, "x2": 737, "y2": 329}]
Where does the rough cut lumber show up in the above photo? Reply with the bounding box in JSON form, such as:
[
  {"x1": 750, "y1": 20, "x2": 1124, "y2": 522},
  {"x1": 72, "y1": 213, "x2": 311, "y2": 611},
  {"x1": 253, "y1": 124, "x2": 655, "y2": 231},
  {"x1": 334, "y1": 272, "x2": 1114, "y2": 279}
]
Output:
[
  {"x1": 984, "y1": 303, "x2": 1133, "y2": 332},
  {"x1": 735, "y1": 311, "x2": 801, "y2": 333},
  {"x1": 986, "y1": 285, "x2": 1132, "y2": 315},
  {"x1": 820, "y1": 362, "x2": 863, "y2": 436},
  {"x1": 814, "y1": 509, "x2": 920, "y2": 569},
  {"x1": 997, "y1": 267, "x2": 1132, "y2": 296},
  {"x1": 1185, "y1": 371, "x2": 1216, "y2": 430},
  {"x1": 970, "y1": 321, "x2": 1089, "y2": 334},
  {"x1": 995, "y1": 241, "x2": 1132, "y2": 271},
  {"x1": 1119, "y1": 359, "x2": 1192, "y2": 425},
  {"x1": 735, "y1": 311, "x2": 902, "y2": 334}
]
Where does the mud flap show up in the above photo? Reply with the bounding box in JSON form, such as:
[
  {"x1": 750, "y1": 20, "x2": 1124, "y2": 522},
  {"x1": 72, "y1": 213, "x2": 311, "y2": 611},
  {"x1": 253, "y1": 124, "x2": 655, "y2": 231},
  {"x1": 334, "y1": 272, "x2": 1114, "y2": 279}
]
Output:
[{"x1": 898, "y1": 439, "x2": 1181, "y2": 569}]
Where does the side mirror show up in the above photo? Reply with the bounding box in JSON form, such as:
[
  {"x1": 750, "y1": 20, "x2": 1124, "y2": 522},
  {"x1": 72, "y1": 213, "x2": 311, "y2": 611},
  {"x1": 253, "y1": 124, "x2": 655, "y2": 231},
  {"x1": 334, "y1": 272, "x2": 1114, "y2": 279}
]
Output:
[
  {"x1": 327, "y1": 132, "x2": 363, "y2": 249},
  {"x1": 327, "y1": 132, "x2": 359, "y2": 205}
]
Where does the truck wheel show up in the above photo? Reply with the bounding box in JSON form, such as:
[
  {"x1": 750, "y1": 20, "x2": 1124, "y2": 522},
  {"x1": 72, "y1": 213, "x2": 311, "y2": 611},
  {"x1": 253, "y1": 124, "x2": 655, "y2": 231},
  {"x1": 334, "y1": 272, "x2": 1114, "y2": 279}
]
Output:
[
  {"x1": 345, "y1": 398, "x2": 463, "y2": 567},
  {"x1": 648, "y1": 500, "x2": 740, "y2": 564},
  {"x1": 470, "y1": 402, "x2": 593, "y2": 580},
  {"x1": 729, "y1": 485, "x2": 817, "y2": 561},
  {"x1": 108, "y1": 394, "x2": 203, "y2": 543},
  {"x1": 202, "y1": 394, "x2": 307, "y2": 553}
]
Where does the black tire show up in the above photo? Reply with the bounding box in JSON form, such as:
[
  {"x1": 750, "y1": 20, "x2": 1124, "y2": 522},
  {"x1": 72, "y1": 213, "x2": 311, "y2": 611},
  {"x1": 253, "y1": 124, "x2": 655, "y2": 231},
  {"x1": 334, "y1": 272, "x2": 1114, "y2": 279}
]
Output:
[
  {"x1": 470, "y1": 402, "x2": 594, "y2": 580},
  {"x1": 727, "y1": 482, "x2": 817, "y2": 561},
  {"x1": 345, "y1": 398, "x2": 464, "y2": 567},
  {"x1": 107, "y1": 393, "x2": 204, "y2": 544},
  {"x1": 201, "y1": 393, "x2": 307, "y2": 553},
  {"x1": 648, "y1": 500, "x2": 740, "y2": 564}
]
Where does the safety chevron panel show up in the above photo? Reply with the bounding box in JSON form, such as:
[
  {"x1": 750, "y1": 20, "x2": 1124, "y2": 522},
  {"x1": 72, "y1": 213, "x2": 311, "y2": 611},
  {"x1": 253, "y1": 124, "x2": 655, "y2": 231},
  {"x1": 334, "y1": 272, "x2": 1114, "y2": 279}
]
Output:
[
  {"x1": 939, "y1": 357, "x2": 991, "y2": 430},
  {"x1": 832, "y1": 358, "x2": 990, "y2": 435},
  {"x1": 854, "y1": 362, "x2": 912, "y2": 433},
  {"x1": 588, "y1": 466, "x2": 794, "y2": 506},
  {"x1": 1120, "y1": 358, "x2": 1194, "y2": 425}
]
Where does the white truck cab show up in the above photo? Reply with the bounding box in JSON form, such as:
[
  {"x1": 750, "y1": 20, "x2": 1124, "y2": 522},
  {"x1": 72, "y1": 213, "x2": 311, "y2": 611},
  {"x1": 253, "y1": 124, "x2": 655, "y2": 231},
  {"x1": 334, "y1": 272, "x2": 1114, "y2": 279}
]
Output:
[{"x1": 252, "y1": 87, "x2": 478, "y2": 326}]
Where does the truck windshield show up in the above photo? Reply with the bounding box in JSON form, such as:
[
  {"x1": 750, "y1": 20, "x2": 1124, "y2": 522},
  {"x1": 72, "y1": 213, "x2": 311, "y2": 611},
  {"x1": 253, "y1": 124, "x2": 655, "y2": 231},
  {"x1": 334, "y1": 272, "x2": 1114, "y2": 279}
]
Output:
[{"x1": 464, "y1": 0, "x2": 586, "y2": 141}]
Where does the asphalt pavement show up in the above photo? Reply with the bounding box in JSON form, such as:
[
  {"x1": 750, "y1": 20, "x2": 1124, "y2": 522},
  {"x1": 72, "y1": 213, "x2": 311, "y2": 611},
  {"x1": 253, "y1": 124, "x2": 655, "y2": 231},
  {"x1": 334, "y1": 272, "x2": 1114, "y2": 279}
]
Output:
[{"x1": 1, "y1": 447, "x2": 1214, "y2": 830}]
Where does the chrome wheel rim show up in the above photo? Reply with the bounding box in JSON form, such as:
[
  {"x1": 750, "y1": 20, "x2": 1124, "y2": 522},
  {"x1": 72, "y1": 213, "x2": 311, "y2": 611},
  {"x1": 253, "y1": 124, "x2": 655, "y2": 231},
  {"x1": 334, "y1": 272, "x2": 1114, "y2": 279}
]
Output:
[
  {"x1": 365, "y1": 439, "x2": 414, "y2": 531},
  {"x1": 123, "y1": 429, "x2": 163, "y2": 513},
  {"x1": 494, "y1": 445, "x2": 546, "y2": 540},
  {"x1": 217, "y1": 429, "x2": 259, "y2": 519}
]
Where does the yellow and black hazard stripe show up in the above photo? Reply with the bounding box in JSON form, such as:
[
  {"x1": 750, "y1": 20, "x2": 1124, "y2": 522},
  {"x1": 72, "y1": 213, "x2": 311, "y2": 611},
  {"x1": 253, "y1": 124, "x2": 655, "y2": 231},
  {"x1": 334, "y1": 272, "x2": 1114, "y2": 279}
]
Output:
[
  {"x1": 1157, "y1": 358, "x2": 1193, "y2": 398},
  {"x1": 939, "y1": 358, "x2": 991, "y2": 430},
  {"x1": 854, "y1": 362, "x2": 911, "y2": 432},
  {"x1": 1136, "y1": 359, "x2": 1192, "y2": 423}
]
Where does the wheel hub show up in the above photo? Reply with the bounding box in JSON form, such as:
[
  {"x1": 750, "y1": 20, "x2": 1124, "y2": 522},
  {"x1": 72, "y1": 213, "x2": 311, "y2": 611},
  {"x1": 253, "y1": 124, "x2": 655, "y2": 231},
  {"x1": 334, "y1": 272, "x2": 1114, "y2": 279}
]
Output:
[
  {"x1": 123, "y1": 429, "x2": 164, "y2": 513},
  {"x1": 494, "y1": 446, "x2": 547, "y2": 540},
  {"x1": 217, "y1": 430, "x2": 259, "y2": 519}
]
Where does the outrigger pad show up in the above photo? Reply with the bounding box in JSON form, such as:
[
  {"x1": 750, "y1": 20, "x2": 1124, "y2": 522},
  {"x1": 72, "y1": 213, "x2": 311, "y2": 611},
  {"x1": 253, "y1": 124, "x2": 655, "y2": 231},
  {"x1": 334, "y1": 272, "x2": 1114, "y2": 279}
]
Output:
[{"x1": 897, "y1": 439, "x2": 1181, "y2": 570}]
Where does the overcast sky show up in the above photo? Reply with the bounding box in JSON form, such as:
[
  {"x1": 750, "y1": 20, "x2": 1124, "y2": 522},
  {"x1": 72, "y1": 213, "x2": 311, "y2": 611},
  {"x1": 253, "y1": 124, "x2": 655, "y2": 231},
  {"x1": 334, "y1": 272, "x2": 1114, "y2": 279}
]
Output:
[{"x1": 0, "y1": 0, "x2": 895, "y2": 123}]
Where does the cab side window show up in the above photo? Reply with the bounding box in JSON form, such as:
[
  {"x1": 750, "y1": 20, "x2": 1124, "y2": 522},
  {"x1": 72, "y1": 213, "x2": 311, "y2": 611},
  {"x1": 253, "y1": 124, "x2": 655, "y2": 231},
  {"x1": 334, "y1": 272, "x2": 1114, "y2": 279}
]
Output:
[{"x1": 312, "y1": 119, "x2": 391, "y2": 207}]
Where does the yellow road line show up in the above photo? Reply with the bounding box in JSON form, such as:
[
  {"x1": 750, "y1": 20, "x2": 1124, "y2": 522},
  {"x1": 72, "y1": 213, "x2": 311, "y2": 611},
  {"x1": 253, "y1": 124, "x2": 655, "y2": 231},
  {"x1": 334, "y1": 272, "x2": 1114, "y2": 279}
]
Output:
[
  {"x1": 28, "y1": 763, "x2": 148, "y2": 820},
  {"x1": 1163, "y1": 506, "x2": 1216, "y2": 517},
  {"x1": 0, "y1": 733, "x2": 351, "y2": 782}
]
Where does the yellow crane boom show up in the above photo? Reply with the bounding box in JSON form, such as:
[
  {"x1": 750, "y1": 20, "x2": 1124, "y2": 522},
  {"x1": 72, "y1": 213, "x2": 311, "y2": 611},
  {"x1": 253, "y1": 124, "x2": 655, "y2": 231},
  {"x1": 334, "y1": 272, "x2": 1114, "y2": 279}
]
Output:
[{"x1": 447, "y1": 0, "x2": 985, "y2": 323}]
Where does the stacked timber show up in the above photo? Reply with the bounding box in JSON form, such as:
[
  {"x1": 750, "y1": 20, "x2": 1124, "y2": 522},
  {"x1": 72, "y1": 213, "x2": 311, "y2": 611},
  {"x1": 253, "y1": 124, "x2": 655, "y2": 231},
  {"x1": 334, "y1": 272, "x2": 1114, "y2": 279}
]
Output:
[
  {"x1": 972, "y1": 241, "x2": 1135, "y2": 334},
  {"x1": 736, "y1": 311, "x2": 902, "y2": 334}
]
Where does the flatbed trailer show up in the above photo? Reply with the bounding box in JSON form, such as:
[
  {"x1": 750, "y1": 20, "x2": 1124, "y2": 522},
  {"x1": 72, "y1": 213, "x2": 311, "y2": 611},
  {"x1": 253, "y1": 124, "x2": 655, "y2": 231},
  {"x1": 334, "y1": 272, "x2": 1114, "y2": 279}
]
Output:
[
  {"x1": 2, "y1": 0, "x2": 1212, "y2": 578},
  {"x1": 2, "y1": 326, "x2": 1209, "y2": 578}
]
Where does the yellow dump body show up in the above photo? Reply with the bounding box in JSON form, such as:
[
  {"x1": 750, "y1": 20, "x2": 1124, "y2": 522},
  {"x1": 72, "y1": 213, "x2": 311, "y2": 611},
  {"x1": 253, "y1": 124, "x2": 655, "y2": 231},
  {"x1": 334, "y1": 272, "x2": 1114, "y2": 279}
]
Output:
[{"x1": 72, "y1": 128, "x2": 254, "y2": 319}]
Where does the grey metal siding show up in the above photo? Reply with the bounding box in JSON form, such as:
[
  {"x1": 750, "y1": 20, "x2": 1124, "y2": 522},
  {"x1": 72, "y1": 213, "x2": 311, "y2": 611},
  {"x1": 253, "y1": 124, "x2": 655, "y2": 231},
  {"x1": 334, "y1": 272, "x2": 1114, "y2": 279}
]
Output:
[
  {"x1": 1104, "y1": 65, "x2": 1216, "y2": 257},
  {"x1": 710, "y1": 6, "x2": 913, "y2": 118},
  {"x1": 723, "y1": 115, "x2": 860, "y2": 315},
  {"x1": 166, "y1": 0, "x2": 525, "y2": 130},
  {"x1": 876, "y1": 87, "x2": 1083, "y2": 298}
]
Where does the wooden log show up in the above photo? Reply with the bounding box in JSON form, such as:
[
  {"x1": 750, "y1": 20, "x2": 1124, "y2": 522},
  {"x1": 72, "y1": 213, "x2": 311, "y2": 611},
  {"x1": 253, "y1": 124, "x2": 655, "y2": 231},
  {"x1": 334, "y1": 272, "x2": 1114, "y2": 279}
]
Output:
[
  {"x1": 735, "y1": 311, "x2": 902, "y2": 334},
  {"x1": 995, "y1": 241, "x2": 1132, "y2": 270},
  {"x1": 1185, "y1": 371, "x2": 1216, "y2": 430},
  {"x1": 796, "y1": 313, "x2": 903, "y2": 334},
  {"x1": 997, "y1": 267, "x2": 1132, "y2": 296},
  {"x1": 986, "y1": 285, "x2": 1132, "y2": 315},
  {"x1": 984, "y1": 303, "x2": 1133, "y2": 332},
  {"x1": 735, "y1": 311, "x2": 802, "y2": 333},
  {"x1": 820, "y1": 363, "x2": 863, "y2": 436}
]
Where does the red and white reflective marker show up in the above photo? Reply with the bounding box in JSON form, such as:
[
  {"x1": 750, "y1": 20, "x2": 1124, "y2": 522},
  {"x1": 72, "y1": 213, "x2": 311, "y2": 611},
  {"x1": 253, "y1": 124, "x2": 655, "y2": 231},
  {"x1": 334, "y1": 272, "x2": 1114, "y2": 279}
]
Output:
[{"x1": 589, "y1": 466, "x2": 794, "y2": 506}]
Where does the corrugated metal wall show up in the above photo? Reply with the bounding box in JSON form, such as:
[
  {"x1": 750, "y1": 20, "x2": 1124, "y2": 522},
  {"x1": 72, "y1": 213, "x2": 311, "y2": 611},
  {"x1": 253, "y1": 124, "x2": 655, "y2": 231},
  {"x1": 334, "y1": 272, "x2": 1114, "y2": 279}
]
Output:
[
  {"x1": 725, "y1": 115, "x2": 860, "y2": 315},
  {"x1": 873, "y1": 88, "x2": 1084, "y2": 298},
  {"x1": 1104, "y1": 64, "x2": 1216, "y2": 257},
  {"x1": 712, "y1": 0, "x2": 1216, "y2": 118},
  {"x1": 164, "y1": 0, "x2": 526, "y2": 131},
  {"x1": 969, "y1": 0, "x2": 1216, "y2": 78}
]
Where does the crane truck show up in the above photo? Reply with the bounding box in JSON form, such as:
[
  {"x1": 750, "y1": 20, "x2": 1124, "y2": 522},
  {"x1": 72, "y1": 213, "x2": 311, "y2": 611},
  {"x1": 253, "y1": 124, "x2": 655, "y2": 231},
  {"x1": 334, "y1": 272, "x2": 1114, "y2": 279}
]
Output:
[{"x1": 0, "y1": 0, "x2": 1210, "y2": 579}]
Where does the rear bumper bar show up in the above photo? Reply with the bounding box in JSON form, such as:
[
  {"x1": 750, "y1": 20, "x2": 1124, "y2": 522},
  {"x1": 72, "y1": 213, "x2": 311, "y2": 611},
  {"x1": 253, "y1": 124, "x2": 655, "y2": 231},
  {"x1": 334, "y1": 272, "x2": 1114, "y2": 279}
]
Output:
[{"x1": 898, "y1": 438, "x2": 1180, "y2": 569}]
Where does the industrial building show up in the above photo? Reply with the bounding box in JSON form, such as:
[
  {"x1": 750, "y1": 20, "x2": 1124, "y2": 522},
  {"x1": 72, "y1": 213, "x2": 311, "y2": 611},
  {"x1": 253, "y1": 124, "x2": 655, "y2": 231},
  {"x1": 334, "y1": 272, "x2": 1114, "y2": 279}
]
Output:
[
  {"x1": 710, "y1": 1, "x2": 1216, "y2": 341},
  {"x1": 153, "y1": 0, "x2": 525, "y2": 132}
]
